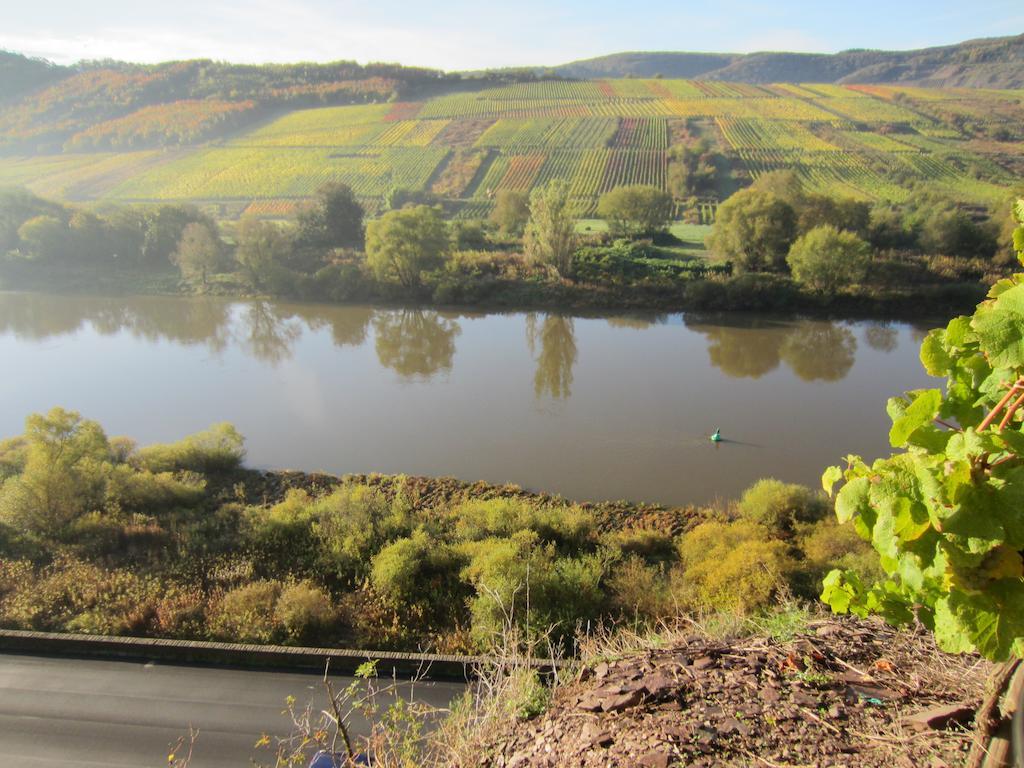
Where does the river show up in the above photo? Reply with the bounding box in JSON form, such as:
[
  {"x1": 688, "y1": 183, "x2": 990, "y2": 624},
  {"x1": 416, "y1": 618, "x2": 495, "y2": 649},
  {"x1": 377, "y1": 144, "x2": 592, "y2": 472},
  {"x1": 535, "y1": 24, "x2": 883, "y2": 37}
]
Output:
[{"x1": 0, "y1": 293, "x2": 939, "y2": 506}]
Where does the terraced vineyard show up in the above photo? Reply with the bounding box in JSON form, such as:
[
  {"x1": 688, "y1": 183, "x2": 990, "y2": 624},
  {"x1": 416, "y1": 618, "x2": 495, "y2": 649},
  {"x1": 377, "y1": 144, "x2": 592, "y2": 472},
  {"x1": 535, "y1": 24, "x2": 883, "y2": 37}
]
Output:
[{"x1": 1, "y1": 78, "x2": 1021, "y2": 218}]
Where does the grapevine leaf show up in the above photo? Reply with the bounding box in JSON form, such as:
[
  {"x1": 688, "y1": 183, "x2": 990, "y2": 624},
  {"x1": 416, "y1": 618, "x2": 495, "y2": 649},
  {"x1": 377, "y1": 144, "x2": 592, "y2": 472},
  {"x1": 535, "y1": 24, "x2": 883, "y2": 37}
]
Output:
[
  {"x1": 943, "y1": 316, "x2": 974, "y2": 349},
  {"x1": 821, "y1": 466, "x2": 843, "y2": 496},
  {"x1": 1015, "y1": 227, "x2": 1024, "y2": 259},
  {"x1": 973, "y1": 283, "x2": 1024, "y2": 369},
  {"x1": 1015, "y1": 198, "x2": 1024, "y2": 224},
  {"x1": 993, "y1": 427, "x2": 1024, "y2": 456},
  {"x1": 933, "y1": 597, "x2": 977, "y2": 655},
  {"x1": 821, "y1": 569, "x2": 867, "y2": 617},
  {"x1": 988, "y1": 278, "x2": 1018, "y2": 299},
  {"x1": 945, "y1": 429, "x2": 993, "y2": 463},
  {"x1": 887, "y1": 389, "x2": 942, "y2": 448},
  {"x1": 834, "y1": 475, "x2": 870, "y2": 524},
  {"x1": 943, "y1": 581, "x2": 1024, "y2": 661},
  {"x1": 920, "y1": 329, "x2": 952, "y2": 376}
]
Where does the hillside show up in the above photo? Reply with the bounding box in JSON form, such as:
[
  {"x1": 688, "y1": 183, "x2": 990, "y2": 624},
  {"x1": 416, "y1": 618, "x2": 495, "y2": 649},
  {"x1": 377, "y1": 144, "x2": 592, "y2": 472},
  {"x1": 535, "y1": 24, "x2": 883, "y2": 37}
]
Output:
[
  {"x1": 0, "y1": 77, "x2": 1020, "y2": 220},
  {"x1": 555, "y1": 34, "x2": 1024, "y2": 88}
]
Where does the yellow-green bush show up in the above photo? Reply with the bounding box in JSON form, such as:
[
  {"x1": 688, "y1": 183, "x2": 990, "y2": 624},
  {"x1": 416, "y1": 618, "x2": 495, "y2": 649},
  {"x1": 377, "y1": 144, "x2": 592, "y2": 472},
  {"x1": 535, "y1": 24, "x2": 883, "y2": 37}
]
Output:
[
  {"x1": 606, "y1": 556, "x2": 676, "y2": 621},
  {"x1": 677, "y1": 520, "x2": 795, "y2": 613},
  {"x1": 135, "y1": 423, "x2": 245, "y2": 473},
  {"x1": 312, "y1": 483, "x2": 414, "y2": 584},
  {"x1": 209, "y1": 579, "x2": 282, "y2": 643},
  {"x1": 736, "y1": 478, "x2": 829, "y2": 537},
  {"x1": 453, "y1": 498, "x2": 596, "y2": 551},
  {"x1": 459, "y1": 531, "x2": 606, "y2": 650},
  {"x1": 274, "y1": 581, "x2": 335, "y2": 642}
]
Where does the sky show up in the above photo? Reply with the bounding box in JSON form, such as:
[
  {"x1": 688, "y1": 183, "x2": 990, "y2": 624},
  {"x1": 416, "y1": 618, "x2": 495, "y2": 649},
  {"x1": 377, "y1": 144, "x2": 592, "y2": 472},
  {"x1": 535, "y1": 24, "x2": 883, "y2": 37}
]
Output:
[{"x1": 2, "y1": 0, "x2": 1022, "y2": 71}]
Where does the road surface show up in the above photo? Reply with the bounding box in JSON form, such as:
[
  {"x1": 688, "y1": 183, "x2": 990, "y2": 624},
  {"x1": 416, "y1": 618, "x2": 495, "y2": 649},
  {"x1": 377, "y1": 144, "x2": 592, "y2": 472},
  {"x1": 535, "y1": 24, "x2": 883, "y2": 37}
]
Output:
[{"x1": 0, "y1": 653, "x2": 465, "y2": 767}]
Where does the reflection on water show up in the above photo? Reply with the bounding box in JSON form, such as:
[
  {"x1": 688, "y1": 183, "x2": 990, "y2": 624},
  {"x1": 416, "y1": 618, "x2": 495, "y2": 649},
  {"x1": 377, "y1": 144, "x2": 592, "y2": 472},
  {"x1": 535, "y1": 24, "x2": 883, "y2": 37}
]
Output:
[
  {"x1": 0, "y1": 294, "x2": 914, "y2": 387},
  {"x1": 373, "y1": 310, "x2": 461, "y2": 380},
  {"x1": 685, "y1": 315, "x2": 857, "y2": 382},
  {"x1": 864, "y1": 322, "x2": 898, "y2": 353},
  {"x1": 0, "y1": 293, "x2": 937, "y2": 505},
  {"x1": 527, "y1": 314, "x2": 577, "y2": 399}
]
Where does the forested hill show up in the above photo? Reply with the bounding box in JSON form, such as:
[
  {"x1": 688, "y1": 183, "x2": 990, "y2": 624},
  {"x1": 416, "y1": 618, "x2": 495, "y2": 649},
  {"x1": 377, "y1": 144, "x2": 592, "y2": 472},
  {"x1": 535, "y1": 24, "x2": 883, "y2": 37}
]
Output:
[
  {"x1": 554, "y1": 34, "x2": 1024, "y2": 88},
  {"x1": 0, "y1": 52, "x2": 522, "y2": 153}
]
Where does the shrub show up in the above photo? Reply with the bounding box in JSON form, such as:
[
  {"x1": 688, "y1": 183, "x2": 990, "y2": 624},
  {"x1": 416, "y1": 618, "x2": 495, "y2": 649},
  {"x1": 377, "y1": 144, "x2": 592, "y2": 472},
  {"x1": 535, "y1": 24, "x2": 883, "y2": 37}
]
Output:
[
  {"x1": 460, "y1": 532, "x2": 606, "y2": 650},
  {"x1": 244, "y1": 489, "x2": 320, "y2": 576},
  {"x1": 606, "y1": 556, "x2": 673, "y2": 621},
  {"x1": 0, "y1": 556, "x2": 159, "y2": 635},
  {"x1": 135, "y1": 423, "x2": 245, "y2": 473},
  {"x1": 275, "y1": 581, "x2": 335, "y2": 642},
  {"x1": 0, "y1": 408, "x2": 111, "y2": 536},
  {"x1": 105, "y1": 464, "x2": 206, "y2": 513},
  {"x1": 209, "y1": 579, "x2": 283, "y2": 643},
  {"x1": 677, "y1": 520, "x2": 794, "y2": 613},
  {"x1": 794, "y1": 517, "x2": 881, "y2": 594},
  {"x1": 452, "y1": 498, "x2": 596, "y2": 551},
  {"x1": 312, "y1": 483, "x2": 414, "y2": 585},
  {"x1": 604, "y1": 528, "x2": 677, "y2": 565},
  {"x1": 370, "y1": 529, "x2": 466, "y2": 613},
  {"x1": 736, "y1": 479, "x2": 829, "y2": 537}
]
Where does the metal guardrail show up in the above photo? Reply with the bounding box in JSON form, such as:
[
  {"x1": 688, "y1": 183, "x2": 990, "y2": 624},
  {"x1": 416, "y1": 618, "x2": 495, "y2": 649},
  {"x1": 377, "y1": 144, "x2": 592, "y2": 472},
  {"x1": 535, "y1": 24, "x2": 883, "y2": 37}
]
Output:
[{"x1": 0, "y1": 628, "x2": 562, "y2": 680}]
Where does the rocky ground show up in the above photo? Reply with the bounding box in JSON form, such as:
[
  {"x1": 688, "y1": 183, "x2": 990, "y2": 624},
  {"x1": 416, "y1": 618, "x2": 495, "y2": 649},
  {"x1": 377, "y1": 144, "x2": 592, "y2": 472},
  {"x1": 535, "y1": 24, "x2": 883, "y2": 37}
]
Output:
[{"x1": 484, "y1": 617, "x2": 989, "y2": 767}]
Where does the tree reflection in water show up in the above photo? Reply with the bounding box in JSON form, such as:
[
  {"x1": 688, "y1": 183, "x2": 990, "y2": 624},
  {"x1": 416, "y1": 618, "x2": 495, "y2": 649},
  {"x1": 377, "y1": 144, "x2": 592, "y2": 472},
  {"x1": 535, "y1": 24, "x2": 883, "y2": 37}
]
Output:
[
  {"x1": 372, "y1": 309, "x2": 461, "y2": 379},
  {"x1": 864, "y1": 322, "x2": 898, "y2": 353},
  {"x1": 686, "y1": 315, "x2": 858, "y2": 382},
  {"x1": 238, "y1": 301, "x2": 303, "y2": 365},
  {"x1": 526, "y1": 313, "x2": 577, "y2": 399},
  {"x1": 779, "y1": 323, "x2": 856, "y2": 382}
]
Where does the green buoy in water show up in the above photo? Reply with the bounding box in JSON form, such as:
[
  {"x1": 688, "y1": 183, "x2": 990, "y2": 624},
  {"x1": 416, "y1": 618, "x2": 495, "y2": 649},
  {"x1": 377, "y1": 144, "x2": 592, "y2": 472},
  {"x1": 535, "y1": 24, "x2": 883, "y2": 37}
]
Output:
[{"x1": 710, "y1": 429, "x2": 722, "y2": 443}]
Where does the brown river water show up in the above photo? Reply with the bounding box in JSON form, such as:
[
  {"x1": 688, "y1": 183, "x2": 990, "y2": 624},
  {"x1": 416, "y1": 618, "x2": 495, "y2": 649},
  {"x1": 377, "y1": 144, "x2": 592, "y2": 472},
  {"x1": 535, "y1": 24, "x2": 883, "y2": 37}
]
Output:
[{"x1": 0, "y1": 292, "x2": 939, "y2": 506}]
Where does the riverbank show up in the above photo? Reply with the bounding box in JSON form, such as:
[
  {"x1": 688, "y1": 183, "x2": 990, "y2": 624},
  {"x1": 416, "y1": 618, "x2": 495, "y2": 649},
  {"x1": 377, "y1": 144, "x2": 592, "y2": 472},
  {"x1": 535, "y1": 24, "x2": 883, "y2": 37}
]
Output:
[{"x1": 0, "y1": 258, "x2": 987, "y2": 322}]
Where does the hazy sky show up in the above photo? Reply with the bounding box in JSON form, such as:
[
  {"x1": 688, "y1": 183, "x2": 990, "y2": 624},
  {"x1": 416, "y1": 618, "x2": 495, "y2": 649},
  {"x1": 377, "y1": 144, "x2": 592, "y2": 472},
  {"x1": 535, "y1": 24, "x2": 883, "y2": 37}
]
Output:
[{"x1": 3, "y1": 1, "x2": 1022, "y2": 70}]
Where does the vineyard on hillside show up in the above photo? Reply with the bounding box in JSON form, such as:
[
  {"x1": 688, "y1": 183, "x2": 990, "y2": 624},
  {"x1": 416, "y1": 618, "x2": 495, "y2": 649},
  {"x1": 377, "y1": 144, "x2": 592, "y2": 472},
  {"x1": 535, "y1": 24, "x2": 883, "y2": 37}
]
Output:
[{"x1": 0, "y1": 78, "x2": 1021, "y2": 220}]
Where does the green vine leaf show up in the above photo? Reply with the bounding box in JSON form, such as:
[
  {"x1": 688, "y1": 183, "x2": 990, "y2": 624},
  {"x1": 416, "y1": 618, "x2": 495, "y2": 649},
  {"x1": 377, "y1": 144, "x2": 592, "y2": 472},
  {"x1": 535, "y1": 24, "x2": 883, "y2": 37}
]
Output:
[
  {"x1": 887, "y1": 389, "x2": 942, "y2": 447},
  {"x1": 823, "y1": 203, "x2": 1024, "y2": 662}
]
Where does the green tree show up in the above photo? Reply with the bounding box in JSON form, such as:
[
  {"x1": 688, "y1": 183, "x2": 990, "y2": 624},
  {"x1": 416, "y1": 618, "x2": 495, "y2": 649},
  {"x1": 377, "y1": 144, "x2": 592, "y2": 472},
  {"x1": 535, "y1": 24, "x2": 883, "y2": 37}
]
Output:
[
  {"x1": 16, "y1": 215, "x2": 67, "y2": 260},
  {"x1": 0, "y1": 408, "x2": 110, "y2": 536},
  {"x1": 365, "y1": 205, "x2": 449, "y2": 287},
  {"x1": 235, "y1": 217, "x2": 292, "y2": 289},
  {"x1": 142, "y1": 205, "x2": 212, "y2": 266},
  {"x1": 597, "y1": 185, "x2": 673, "y2": 238},
  {"x1": 172, "y1": 222, "x2": 222, "y2": 286},
  {"x1": 296, "y1": 182, "x2": 365, "y2": 250},
  {"x1": 821, "y1": 199, "x2": 1024, "y2": 662},
  {"x1": 706, "y1": 189, "x2": 796, "y2": 272},
  {"x1": 524, "y1": 179, "x2": 576, "y2": 276},
  {"x1": 489, "y1": 190, "x2": 530, "y2": 237},
  {"x1": 786, "y1": 225, "x2": 871, "y2": 292}
]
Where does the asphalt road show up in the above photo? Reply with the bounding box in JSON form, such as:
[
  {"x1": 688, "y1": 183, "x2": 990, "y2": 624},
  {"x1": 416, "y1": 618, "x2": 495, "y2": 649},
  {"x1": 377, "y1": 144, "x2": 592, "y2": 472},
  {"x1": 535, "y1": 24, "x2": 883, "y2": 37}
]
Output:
[{"x1": 0, "y1": 653, "x2": 465, "y2": 767}]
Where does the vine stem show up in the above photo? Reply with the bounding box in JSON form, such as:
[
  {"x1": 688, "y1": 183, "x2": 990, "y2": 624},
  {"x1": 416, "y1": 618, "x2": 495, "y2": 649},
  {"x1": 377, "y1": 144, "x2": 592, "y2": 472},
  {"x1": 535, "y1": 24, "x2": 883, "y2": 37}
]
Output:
[
  {"x1": 998, "y1": 390, "x2": 1024, "y2": 430},
  {"x1": 966, "y1": 660, "x2": 1020, "y2": 768},
  {"x1": 980, "y1": 379, "x2": 1024, "y2": 432}
]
